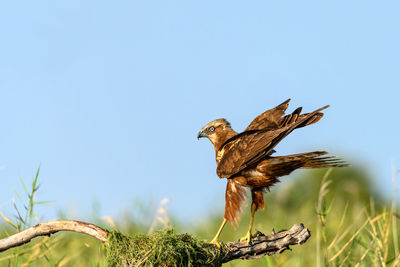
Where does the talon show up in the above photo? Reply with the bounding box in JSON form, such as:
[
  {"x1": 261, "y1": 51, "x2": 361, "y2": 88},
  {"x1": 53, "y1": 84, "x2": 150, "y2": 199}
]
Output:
[
  {"x1": 209, "y1": 218, "x2": 227, "y2": 248},
  {"x1": 208, "y1": 239, "x2": 221, "y2": 248},
  {"x1": 240, "y1": 231, "x2": 253, "y2": 244}
]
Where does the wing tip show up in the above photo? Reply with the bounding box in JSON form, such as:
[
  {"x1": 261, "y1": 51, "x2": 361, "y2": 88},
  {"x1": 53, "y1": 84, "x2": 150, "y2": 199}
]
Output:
[
  {"x1": 312, "y1": 104, "x2": 330, "y2": 114},
  {"x1": 322, "y1": 104, "x2": 330, "y2": 110},
  {"x1": 278, "y1": 98, "x2": 291, "y2": 107}
]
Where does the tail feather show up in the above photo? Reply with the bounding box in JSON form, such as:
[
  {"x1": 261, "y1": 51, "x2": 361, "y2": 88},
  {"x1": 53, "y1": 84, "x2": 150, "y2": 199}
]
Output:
[
  {"x1": 303, "y1": 157, "x2": 349, "y2": 168},
  {"x1": 257, "y1": 151, "x2": 349, "y2": 178}
]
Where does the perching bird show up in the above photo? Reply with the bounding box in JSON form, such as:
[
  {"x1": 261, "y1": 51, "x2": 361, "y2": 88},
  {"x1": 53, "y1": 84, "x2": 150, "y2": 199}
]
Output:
[{"x1": 197, "y1": 99, "x2": 348, "y2": 246}]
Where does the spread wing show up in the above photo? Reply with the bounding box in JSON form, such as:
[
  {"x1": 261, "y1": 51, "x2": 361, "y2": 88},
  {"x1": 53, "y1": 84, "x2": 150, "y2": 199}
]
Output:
[
  {"x1": 217, "y1": 105, "x2": 329, "y2": 178},
  {"x1": 245, "y1": 99, "x2": 326, "y2": 131},
  {"x1": 245, "y1": 99, "x2": 291, "y2": 131}
]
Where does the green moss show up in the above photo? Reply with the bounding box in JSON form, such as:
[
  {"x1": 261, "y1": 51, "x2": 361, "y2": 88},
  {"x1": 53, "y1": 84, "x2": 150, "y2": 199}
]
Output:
[{"x1": 105, "y1": 229, "x2": 225, "y2": 267}]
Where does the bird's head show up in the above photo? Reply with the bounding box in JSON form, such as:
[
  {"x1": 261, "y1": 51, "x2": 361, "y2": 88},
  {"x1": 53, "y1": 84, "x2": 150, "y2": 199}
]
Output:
[{"x1": 197, "y1": 118, "x2": 232, "y2": 145}]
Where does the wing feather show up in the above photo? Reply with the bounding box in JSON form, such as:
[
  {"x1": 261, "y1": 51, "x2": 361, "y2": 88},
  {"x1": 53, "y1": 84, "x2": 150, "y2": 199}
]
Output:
[
  {"x1": 245, "y1": 99, "x2": 325, "y2": 131},
  {"x1": 217, "y1": 105, "x2": 330, "y2": 178},
  {"x1": 245, "y1": 99, "x2": 291, "y2": 131}
]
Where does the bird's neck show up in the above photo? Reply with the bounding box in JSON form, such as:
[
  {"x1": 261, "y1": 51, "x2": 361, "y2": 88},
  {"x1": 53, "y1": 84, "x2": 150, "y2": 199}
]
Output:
[{"x1": 210, "y1": 128, "x2": 238, "y2": 153}]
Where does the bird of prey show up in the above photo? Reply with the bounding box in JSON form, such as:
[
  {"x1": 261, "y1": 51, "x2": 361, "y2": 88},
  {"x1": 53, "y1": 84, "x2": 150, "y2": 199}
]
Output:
[{"x1": 197, "y1": 99, "x2": 347, "y2": 246}]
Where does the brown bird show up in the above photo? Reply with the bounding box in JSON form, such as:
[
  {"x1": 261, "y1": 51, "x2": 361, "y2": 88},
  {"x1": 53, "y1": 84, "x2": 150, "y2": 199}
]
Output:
[{"x1": 197, "y1": 99, "x2": 348, "y2": 246}]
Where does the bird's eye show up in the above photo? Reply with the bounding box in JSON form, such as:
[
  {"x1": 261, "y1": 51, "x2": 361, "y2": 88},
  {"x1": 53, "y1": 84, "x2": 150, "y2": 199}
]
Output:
[{"x1": 209, "y1": 126, "x2": 215, "y2": 132}]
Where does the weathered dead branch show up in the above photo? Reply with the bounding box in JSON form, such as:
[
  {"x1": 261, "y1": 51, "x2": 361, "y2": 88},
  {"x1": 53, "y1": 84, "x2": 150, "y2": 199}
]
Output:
[
  {"x1": 0, "y1": 220, "x2": 108, "y2": 252},
  {"x1": 0, "y1": 220, "x2": 310, "y2": 265},
  {"x1": 221, "y1": 223, "x2": 311, "y2": 262}
]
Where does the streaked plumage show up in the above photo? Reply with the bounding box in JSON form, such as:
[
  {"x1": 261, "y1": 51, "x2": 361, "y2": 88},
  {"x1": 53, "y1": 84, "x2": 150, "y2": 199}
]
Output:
[{"x1": 197, "y1": 99, "x2": 348, "y2": 245}]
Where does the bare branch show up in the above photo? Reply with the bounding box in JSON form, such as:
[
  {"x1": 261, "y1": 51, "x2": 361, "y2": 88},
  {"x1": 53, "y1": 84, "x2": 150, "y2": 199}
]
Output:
[
  {"x1": 0, "y1": 220, "x2": 310, "y2": 266},
  {"x1": 0, "y1": 220, "x2": 108, "y2": 252},
  {"x1": 221, "y1": 223, "x2": 311, "y2": 262}
]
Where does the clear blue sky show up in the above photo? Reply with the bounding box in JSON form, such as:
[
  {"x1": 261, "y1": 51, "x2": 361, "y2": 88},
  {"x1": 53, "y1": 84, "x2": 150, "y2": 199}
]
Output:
[{"x1": 0, "y1": 1, "x2": 399, "y2": 223}]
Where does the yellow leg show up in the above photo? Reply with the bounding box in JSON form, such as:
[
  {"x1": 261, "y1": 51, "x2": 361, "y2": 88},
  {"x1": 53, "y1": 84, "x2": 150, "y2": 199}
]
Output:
[
  {"x1": 209, "y1": 218, "x2": 227, "y2": 247},
  {"x1": 240, "y1": 203, "x2": 256, "y2": 243}
]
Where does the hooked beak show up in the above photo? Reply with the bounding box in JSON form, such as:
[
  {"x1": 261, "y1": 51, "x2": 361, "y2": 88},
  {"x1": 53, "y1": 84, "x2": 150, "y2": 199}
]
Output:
[{"x1": 197, "y1": 130, "x2": 207, "y2": 139}]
